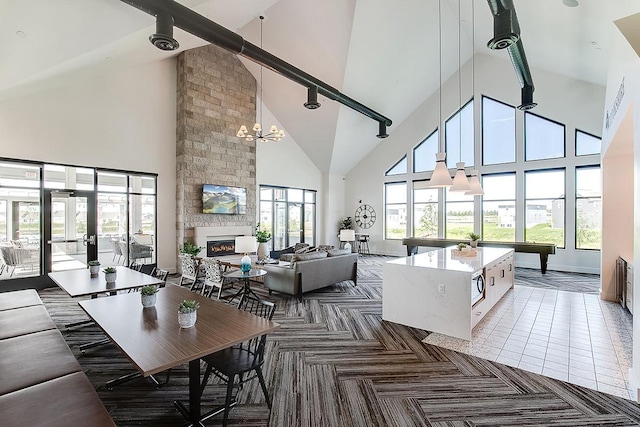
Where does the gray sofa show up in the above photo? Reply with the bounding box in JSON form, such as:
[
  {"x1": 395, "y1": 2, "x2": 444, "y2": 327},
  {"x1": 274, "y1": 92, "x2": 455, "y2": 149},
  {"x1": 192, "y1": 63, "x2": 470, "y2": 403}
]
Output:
[{"x1": 263, "y1": 250, "x2": 357, "y2": 301}]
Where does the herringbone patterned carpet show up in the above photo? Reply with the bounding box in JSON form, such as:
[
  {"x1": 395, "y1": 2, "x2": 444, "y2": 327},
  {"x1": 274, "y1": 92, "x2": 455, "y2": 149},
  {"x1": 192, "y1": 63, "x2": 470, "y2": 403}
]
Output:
[{"x1": 39, "y1": 257, "x2": 640, "y2": 426}]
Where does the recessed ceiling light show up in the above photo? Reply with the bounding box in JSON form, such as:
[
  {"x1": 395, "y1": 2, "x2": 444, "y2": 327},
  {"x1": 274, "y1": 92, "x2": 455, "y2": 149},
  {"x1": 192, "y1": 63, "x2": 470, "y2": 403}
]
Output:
[
  {"x1": 15, "y1": 30, "x2": 26, "y2": 38},
  {"x1": 563, "y1": 0, "x2": 579, "y2": 7}
]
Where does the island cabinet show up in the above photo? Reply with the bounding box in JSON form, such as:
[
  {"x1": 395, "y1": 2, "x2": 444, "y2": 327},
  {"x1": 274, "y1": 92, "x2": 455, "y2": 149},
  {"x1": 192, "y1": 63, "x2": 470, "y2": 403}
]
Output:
[{"x1": 382, "y1": 247, "x2": 514, "y2": 340}]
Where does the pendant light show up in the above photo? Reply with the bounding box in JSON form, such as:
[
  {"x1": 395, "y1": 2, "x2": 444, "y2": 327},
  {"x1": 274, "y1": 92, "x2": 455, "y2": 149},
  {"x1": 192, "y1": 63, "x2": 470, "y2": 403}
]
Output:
[
  {"x1": 429, "y1": 0, "x2": 453, "y2": 188},
  {"x1": 464, "y1": 1, "x2": 485, "y2": 197},
  {"x1": 449, "y1": 0, "x2": 471, "y2": 192},
  {"x1": 236, "y1": 16, "x2": 285, "y2": 143}
]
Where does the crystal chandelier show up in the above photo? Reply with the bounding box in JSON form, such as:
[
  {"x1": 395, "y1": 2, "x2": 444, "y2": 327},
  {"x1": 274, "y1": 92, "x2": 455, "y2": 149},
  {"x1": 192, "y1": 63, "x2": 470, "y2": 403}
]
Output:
[{"x1": 237, "y1": 16, "x2": 285, "y2": 143}]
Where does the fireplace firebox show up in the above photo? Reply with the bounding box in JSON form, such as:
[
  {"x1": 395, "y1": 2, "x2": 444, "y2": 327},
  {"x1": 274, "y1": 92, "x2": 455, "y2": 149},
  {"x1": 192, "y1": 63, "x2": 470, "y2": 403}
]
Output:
[{"x1": 207, "y1": 240, "x2": 235, "y2": 257}]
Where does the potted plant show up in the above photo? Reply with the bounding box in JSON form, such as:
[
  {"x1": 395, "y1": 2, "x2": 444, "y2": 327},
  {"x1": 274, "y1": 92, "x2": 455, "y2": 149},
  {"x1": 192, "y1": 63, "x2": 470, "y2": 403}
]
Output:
[
  {"x1": 180, "y1": 241, "x2": 202, "y2": 257},
  {"x1": 140, "y1": 285, "x2": 159, "y2": 308},
  {"x1": 468, "y1": 232, "x2": 481, "y2": 248},
  {"x1": 88, "y1": 260, "x2": 101, "y2": 277},
  {"x1": 103, "y1": 266, "x2": 117, "y2": 283},
  {"x1": 255, "y1": 223, "x2": 271, "y2": 261},
  {"x1": 178, "y1": 300, "x2": 200, "y2": 328},
  {"x1": 457, "y1": 242, "x2": 468, "y2": 252}
]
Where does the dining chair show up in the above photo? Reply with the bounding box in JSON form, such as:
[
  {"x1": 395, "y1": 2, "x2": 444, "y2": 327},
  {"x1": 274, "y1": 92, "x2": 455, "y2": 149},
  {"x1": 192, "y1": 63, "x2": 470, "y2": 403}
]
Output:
[
  {"x1": 111, "y1": 239, "x2": 123, "y2": 263},
  {"x1": 199, "y1": 259, "x2": 231, "y2": 299},
  {"x1": 178, "y1": 254, "x2": 201, "y2": 290},
  {"x1": 150, "y1": 267, "x2": 169, "y2": 282},
  {"x1": 200, "y1": 294, "x2": 276, "y2": 426}
]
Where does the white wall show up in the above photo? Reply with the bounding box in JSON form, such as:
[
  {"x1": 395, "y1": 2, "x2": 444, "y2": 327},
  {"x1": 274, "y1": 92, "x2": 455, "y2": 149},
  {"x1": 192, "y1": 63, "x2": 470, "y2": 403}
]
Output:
[
  {"x1": 255, "y1": 103, "x2": 325, "y2": 243},
  {"x1": 346, "y1": 53, "x2": 605, "y2": 273},
  {"x1": 0, "y1": 60, "x2": 178, "y2": 271},
  {"x1": 602, "y1": 20, "x2": 640, "y2": 401}
]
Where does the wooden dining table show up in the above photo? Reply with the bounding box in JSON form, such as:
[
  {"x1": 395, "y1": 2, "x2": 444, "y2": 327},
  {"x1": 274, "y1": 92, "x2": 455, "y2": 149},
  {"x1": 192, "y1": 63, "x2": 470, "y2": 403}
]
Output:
[
  {"x1": 78, "y1": 284, "x2": 280, "y2": 426},
  {"x1": 49, "y1": 266, "x2": 166, "y2": 351},
  {"x1": 49, "y1": 266, "x2": 164, "y2": 299}
]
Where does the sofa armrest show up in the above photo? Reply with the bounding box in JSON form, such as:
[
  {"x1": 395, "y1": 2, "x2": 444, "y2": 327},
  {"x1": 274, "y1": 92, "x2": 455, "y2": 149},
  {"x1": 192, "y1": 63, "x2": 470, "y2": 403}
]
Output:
[{"x1": 263, "y1": 265, "x2": 300, "y2": 298}]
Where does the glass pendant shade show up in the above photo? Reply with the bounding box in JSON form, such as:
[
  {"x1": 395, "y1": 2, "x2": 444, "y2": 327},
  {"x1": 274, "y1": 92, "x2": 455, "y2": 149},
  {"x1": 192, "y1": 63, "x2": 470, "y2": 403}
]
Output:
[
  {"x1": 428, "y1": 152, "x2": 453, "y2": 188},
  {"x1": 465, "y1": 170, "x2": 484, "y2": 196},
  {"x1": 450, "y1": 162, "x2": 471, "y2": 192}
]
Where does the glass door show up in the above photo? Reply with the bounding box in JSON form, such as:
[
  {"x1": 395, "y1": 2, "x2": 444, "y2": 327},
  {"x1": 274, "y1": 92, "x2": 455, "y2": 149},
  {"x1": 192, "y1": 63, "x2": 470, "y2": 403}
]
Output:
[
  {"x1": 288, "y1": 203, "x2": 303, "y2": 246},
  {"x1": 44, "y1": 190, "x2": 97, "y2": 272}
]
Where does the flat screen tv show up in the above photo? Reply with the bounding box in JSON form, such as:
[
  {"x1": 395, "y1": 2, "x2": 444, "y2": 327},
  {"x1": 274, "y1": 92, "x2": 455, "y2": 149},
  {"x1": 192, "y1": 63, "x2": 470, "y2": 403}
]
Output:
[{"x1": 202, "y1": 184, "x2": 247, "y2": 214}]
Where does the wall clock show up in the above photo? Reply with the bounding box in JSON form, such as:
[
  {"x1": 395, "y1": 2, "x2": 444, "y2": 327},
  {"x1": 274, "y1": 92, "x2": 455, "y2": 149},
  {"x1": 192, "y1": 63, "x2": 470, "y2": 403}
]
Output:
[{"x1": 355, "y1": 204, "x2": 376, "y2": 229}]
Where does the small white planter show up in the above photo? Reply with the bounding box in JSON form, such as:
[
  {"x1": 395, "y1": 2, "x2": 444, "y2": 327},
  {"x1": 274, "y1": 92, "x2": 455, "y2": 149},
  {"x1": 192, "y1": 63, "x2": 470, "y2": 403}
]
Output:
[
  {"x1": 89, "y1": 265, "x2": 100, "y2": 277},
  {"x1": 178, "y1": 310, "x2": 197, "y2": 328},
  {"x1": 141, "y1": 293, "x2": 156, "y2": 308},
  {"x1": 105, "y1": 272, "x2": 117, "y2": 283},
  {"x1": 470, "y1": 240, "x2": 478, "y2": 248}
]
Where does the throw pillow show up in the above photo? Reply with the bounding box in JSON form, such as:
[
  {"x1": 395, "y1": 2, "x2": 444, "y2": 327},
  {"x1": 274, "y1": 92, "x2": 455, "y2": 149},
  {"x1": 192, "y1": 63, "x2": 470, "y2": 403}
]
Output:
[
  {"x1": 327, "y1": 248, "x2": 351, "y2": 257},
  {"x1": 292, "y1": 251, "x2": 328, "y2": 262},
  {"x1": 316, "y1": 244, "x2": 335, "y2": 252}
]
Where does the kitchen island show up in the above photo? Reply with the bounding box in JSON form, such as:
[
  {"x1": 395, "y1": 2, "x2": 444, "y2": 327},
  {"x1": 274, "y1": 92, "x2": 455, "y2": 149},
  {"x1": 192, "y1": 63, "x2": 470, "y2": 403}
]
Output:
[{"x1": 382, "y1": 246, "x2": 514, "y2": 340}]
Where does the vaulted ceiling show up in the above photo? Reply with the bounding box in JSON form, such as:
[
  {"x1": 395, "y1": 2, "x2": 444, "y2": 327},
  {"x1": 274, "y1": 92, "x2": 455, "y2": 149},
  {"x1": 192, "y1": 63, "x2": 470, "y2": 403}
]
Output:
[{"x1": 2, "y1": 0, "x2": 639, "y2": 174}]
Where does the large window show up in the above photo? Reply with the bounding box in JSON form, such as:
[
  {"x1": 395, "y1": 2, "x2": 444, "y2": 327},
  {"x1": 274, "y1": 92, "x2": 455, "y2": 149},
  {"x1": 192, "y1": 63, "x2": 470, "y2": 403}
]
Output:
[
  {"x1": 385, "y1": 182, "x2": 407, "y2": 239},
  {"x1": 525, "y1": 113, "x2": 565, "y2": 161},
  {"x1": 576, "y1": 130, "x2": 601, "y2": 156},
  {"x1": 413, "y1": 183, "x2": 439, "y2": 237},
  {"x1": 482, "y1": 173, "x2": 516, "y2": 242},
  {"x1": 482, "y1": 97, "x2": 515, "y2": 165},
  {"x1": 445, "y1": 190, "x2": 474, "y2": 239},
  {"x1": 525, "y1": 169, "x2": 565, "y2": 248},
  {"x1": 386, "y1": 156, "x2": 407, "y2": 176},
  {"x1": 445, "y1": 100, "x2": 474, "y2": 169},
  {"x1": 413, "y1": 130, "x2": 438, "y2": 173},
  {"x1": 576, "y1": 166, "x2": 601, "y2": 249},
  {"x1": 259, "y1": 186, "x2": 316, "y2": 251}
]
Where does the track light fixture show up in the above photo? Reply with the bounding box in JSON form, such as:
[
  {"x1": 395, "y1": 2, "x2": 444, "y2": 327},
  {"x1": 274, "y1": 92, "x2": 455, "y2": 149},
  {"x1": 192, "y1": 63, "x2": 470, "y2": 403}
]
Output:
[
  {"x1": 149, "y1": 12, "x2": 179, "y2": 51},
  {"x1": 377, "y1": 122, "x2": 389, "y2": 139},
  {"x1": 304, "y1": 86, "x2": 321, "y2": 109}
]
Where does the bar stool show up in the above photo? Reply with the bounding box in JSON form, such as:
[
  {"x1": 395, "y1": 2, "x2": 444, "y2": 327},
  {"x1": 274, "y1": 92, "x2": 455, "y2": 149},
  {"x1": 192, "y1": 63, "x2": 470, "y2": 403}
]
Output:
[{"x1": 357, "y1": 234, "x2": 370, "y2": 255}]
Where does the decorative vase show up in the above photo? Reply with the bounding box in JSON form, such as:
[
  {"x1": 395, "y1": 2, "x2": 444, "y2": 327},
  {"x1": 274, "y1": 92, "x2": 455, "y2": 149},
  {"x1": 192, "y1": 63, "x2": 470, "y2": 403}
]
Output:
[
  {"x1": 240, "y1": 254, "x2": 252, "y2": 273},
  {"x1": 470, "y1": 240, "x2": 478, "y2": 248},
  {"x1": 141, "y1": 293, "x2": 156, "y2": 308},
  {"x1": 89, "y1": 265, "x2": 100, "y2": 277},
  {"x1": 257, "y1": 242, "x2": 268, "y2": 261},
  {"x1": 105, "y1": 272, "x2": 117, "y2": 283},
  {"x1": 178, "y1": 310, "x2": 197, "y2": 328}
]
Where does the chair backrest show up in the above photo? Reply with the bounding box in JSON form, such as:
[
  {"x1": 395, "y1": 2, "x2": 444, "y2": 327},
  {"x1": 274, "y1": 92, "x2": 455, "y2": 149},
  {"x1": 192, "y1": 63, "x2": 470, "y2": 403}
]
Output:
[
  {"x1": 179, "y1": 254, "x2": 199, "y2": 280},
  {"x1": 236, "y1": 294, "x2": 275, "y2": 364},
  {"x1": 111, "y1": 239, "x2": 122, "y2": 256},
  {"x1": 129, "y1": 262, "x2": 144, "y2": 272},
  {"x1": 0, "y1": 246, "x2": 16, "y2": 265},
  {"x1": 201, "y1": 259, "x2": 223, "y2": 285},
  {"x1": 118, "y1": 241, "x2": 129, "y2": 257},
  {"x1": 150, "y1": 267, "x2": 169, "y2": 282}
]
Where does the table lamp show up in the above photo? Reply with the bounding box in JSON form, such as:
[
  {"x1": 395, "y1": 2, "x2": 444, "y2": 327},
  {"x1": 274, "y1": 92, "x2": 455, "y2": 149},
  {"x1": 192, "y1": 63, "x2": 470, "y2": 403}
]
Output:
[
  {"x1": 339, "y1": 229, "x2": 355, "y2": 251},
  {"x1": 235, "y1": 236, "x2": 257, "y2": 273}
]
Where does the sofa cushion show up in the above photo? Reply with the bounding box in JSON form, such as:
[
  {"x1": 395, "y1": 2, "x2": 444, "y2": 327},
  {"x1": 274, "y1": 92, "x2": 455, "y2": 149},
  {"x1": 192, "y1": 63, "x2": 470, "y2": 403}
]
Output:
[
  {"x1": 292, "y1": 251, "x2": 328, "y2": 262},
  {"x1": 327, "y1": 248, "x2": 352, "y2": 257}
]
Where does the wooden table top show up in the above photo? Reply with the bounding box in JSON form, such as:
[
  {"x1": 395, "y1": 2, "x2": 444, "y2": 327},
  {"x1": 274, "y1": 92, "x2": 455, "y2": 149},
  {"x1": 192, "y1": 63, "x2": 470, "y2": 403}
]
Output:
[
  {"x1": 79, "y1": 284, "x2": 280, "y2": 377},
  {"x1": 0, "y1": 289, "x2": 42, "y2": 312},
  {"x1": 49, "y1": 266, "x2": 164, "y2": 298}
]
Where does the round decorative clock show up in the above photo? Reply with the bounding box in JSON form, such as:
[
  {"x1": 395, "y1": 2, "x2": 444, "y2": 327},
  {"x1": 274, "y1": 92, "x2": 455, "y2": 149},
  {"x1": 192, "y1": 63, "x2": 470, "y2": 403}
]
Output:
[{"x1": 355, "y1": 204, "x2": 376, "y2": 229}]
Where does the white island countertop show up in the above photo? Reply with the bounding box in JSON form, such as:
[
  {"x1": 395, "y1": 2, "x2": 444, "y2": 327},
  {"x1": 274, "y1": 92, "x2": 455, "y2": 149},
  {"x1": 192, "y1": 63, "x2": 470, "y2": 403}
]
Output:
[
  {"x1": 386, "y1": 246, "x2": 513, "y2": 273},
  {"x1": 383, "y1": 246, "x2": 515, "y2": 340}
]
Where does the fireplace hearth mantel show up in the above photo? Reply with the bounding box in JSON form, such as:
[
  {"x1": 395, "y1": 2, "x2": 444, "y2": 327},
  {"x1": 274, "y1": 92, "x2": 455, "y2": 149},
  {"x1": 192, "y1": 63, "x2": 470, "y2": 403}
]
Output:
[{"x1": 194, "y1": 226, "x2": 253, "y2": 254}]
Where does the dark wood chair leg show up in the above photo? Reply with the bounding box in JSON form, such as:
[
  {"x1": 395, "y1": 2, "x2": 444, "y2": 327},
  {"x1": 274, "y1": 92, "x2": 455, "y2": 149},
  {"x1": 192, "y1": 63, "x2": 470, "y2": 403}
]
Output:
[
  {"x1": 540, "y1": 253, "x2": 549, "y2": 274},
  {"x1": 256, "y1": 367, "x2": 271, "y2": 409},
  {"x1": 222, "y1": 376, "x2": 235, "y2": 427}
]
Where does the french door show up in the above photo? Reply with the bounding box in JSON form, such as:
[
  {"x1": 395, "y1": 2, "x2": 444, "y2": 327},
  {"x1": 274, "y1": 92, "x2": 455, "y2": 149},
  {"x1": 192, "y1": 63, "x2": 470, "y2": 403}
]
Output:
[{"x1": 44, "y1": 190, "x2": 97, "y2": 273}]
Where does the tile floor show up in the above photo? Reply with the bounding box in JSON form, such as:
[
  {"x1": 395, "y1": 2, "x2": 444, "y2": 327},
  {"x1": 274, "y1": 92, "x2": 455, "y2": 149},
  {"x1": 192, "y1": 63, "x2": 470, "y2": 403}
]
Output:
[{"x1": 423, "y1": 285, "x2": 635, "y2": 400}]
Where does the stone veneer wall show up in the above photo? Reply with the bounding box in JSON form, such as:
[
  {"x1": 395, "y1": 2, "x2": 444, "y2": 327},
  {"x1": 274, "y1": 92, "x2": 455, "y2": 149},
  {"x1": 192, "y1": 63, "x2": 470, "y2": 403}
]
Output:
[{"x1": 176, "y1": 43, "x2": 256, "y2": 249}]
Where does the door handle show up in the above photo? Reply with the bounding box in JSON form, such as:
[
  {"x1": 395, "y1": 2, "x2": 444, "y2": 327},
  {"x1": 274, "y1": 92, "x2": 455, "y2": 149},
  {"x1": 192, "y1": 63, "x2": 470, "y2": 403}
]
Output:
[{"x1": 83, "y1": 234, "x2": 96, "y2": 246}]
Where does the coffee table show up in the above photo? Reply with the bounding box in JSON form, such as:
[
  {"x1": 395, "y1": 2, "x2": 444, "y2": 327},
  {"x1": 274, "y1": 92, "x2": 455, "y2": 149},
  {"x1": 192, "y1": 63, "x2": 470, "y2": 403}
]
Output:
[
  {"x1": 79, "y1": 284, "x2": 279, "y2": 426},
  {"x1": 223, "y1": 268, "x2": 267, "y2": 301}
]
